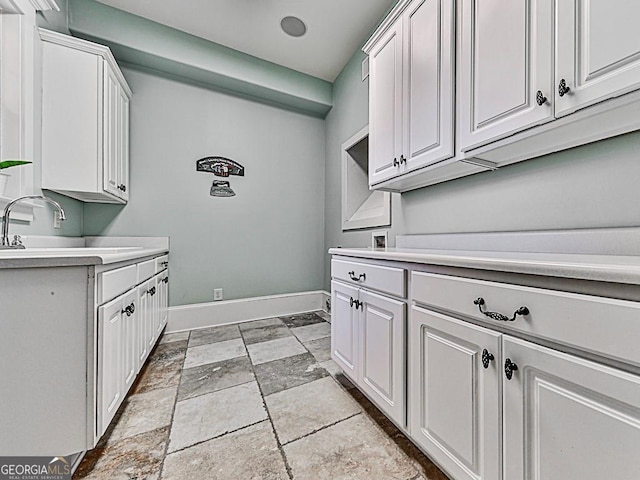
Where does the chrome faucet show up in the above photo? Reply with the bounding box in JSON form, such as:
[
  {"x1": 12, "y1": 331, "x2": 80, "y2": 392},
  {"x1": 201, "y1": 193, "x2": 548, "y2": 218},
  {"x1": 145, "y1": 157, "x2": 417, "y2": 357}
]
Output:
[{"x1": 1, "y1": 195, "x2": 66, "y2": 249}]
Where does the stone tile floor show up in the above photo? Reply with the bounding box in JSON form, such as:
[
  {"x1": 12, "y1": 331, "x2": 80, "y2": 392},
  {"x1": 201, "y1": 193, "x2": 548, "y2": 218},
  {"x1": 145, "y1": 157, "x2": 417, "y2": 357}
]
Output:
[{"x1": 74, "y1": 311, "x2": 448, "y2": 480}]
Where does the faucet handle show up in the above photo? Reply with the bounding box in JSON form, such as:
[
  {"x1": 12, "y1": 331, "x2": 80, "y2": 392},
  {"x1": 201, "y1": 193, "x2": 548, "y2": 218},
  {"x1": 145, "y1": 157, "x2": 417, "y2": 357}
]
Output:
[{"x1": 11, "y1": 235, "x2": 23, "y2": 247}]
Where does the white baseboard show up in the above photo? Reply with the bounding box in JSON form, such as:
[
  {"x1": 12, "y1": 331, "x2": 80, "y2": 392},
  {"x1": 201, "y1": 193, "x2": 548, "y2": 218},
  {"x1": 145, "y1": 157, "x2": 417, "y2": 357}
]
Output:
[
  {"x1": 167, "y1": 290, "x2": 327, "y2": 333},
  {"x1": 321, "y1": 290, "x2": 330, "y2": 312}
]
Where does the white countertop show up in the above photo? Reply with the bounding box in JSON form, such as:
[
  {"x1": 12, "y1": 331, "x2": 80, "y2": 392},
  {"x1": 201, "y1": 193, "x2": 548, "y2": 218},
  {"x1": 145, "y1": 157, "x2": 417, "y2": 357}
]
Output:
[
  {"x1": 329, "y1": 246, "x2": 640, "y2": 285},
  {"x1": 0, "y1": 236, "x2": 169, "y2": 268}
]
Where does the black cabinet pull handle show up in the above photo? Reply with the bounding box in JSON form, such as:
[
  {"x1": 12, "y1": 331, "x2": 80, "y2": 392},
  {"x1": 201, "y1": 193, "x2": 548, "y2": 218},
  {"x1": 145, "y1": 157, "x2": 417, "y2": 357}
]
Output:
[
  {"x1": 348, "y1": 271, "x2": 366, "y2": 282},
  {"x1": 393, "y1": 157, "x2": 399, "y2": 167},
  {"x1": 558, "y1": 79, "x2": 571, "y2": 97},
  {"x1": 482, "y1": 349, "x2": 495, "y2": 369},
  {"x1": 536, "y1": 90, "x2": 547, "y2": 106},
  {"x1": 474, "y1": 297, "x2": 529, "y2": 322},
  {"x1": 349, "y1": 297, "x2": 363, "y2": 310},
  {"x1": 400, "y1": 155, "x2": 406, "y2": 164},
  {"x1": 148, "y1": 286, "x2": 156, "y2": 296},
  {"x1": 162, "y1": 277, "x2": 169, "y2": 284},
  {"x1": 504, "y1": 358, "x2": 518, "y2": 380},
  {"x1": 118, "y1": 184, "x2": 127, "y2": 192}
]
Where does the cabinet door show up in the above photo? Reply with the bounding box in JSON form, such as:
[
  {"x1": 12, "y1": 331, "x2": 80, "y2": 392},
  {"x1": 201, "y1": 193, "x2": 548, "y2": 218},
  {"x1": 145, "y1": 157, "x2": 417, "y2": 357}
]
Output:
[
  {"x1": 402, "y1": 0, "x2": 455, "y2": 172},
  {"x1": 137, "y1": 282, "x2": 151, "y2": 365},
  {"x1": 145, "y1": 278, "x2": 158, "y2": 351},
  {"x1": 359, "y1": 289, "x2": 405, "y2": 426},
  {"x1": 117, "y1": 87, "x2": 130, "y2": 201},
  {"x1": 97, "y1": 295, "x2": 125, "y2": 436},
  {"x1": 369, "y1": 20, "x2": 403, "y2": 185},
  {"x1": 103, "y1": 64, "x2": 121, "y2": 198},
  {"x1": 121, "y1": 289, "x2": 137, "y2": 392},
  {"x1": 152, "y1": 275, "x2": 164, "y2": 338},
  {"x1": 458, "y1": 0, "x2": 554, "y2": 152},
  {"x1": 331, "y1": 280, "x2": 360, "y2": 380},
  {"x1": 503, "y1": 336, "x2": 640, "y2": 480},
  {"x1": 409, "y1": 306, "x2": 501, "y2": 480},
  {"x1": 158, "y1": 274, "x2": 169, "y2": 329},
  {"x1": 555, "y1": 1, "x2": 640, "y2": 117}
]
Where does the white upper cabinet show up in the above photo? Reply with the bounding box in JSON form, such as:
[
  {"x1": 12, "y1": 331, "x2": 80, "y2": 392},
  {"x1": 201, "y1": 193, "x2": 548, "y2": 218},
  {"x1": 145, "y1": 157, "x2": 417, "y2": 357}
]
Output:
[
  {"x1": 368, "y1": 21, "x2": 403, "y2": 185},
  {"x1": 403, "y1": 0, "x2": 455, "y2": 172},
  {"x1": 555, "y1": 0, "x2": 640, "y2": 117},
  {"x1": 366, "y1": 0, "x2": 456, "y2": 187},
  {"x1": 459, "y1": 0, "x2": 640, "y2": 161},
  {"x1": 458, "y1": 0, "x2": 554, "y2": 152},
  {"x1": 40, "y1": 29, "x2": 132, "y2": 204},
  {"x1": 366, "y1": 0, "x2": 640, "y2": 190}
]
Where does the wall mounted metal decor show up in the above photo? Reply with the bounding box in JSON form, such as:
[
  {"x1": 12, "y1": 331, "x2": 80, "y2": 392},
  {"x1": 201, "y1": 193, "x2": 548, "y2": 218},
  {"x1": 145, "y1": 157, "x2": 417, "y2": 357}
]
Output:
[
  {"x1": 197, "y1": 156, "x2": 245, "y2": 197},
  {"x1": 210, "y1": 180, "x2": 235, "y2": 197}
]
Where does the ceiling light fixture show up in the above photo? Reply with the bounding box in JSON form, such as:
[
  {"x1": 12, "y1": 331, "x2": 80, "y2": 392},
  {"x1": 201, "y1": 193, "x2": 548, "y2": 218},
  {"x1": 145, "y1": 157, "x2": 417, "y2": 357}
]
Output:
[{"x1": 281, "y1": 16, "x2": 307, "y2": 38}]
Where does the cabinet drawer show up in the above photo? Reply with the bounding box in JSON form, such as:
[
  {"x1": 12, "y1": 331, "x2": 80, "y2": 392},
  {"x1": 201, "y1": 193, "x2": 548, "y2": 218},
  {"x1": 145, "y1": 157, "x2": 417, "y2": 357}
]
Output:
[
  {"x1": 155, "y1": 255, "x2": 169, "y2": 273},
  {"x1": 98, "y1": 264, "x2": 137, "y2": 305},
  {"x1": 332, "y1": 258, "x2": 405, "y2": 298},
  {"x1": 137, "y1": 259, "x2": 156, "y2": 283},
  {"x1": 412, "y1": 271, "x2": 640, "y2": 368}
]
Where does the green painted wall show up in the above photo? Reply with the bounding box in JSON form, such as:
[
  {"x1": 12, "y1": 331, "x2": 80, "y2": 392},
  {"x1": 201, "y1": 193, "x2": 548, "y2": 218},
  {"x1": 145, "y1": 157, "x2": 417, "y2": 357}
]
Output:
[
  {"x1": 323, "y1": 48, "x2": 640, "y2": 290},
  {"x1": 83, "y1": 67, "x2": 326, "y2": 306},
  {"x1": 67, "y1": 0, "x2": 332, "y2": 117}
]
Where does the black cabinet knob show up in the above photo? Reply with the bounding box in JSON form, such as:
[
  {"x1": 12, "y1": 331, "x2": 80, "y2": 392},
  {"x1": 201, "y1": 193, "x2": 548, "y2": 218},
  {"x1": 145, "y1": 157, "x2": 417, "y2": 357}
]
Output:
[
  {"x1": 121, "y1": 302, "x2": 135, "y2": 316},
  {"x1": 504, "y1": 358, "x2": 518, "y2": 380},
  {"x1": 482, "y1": 349, "x2": 495, "y2": 369},
  {"x1": 536, "y1": 90, "x2": 547, "y2": 106},
  {"x1": 558, "y1": 79, "x2": 571, "y2": 97}
]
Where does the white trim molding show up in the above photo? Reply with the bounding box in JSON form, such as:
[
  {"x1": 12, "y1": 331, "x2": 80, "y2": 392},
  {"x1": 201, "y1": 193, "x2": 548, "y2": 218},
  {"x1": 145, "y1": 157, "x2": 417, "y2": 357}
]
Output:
[
  {"x1": 0, "y1": 0, "x2": 25, "y2": 14},
  {"x1": 167, "y1": 290, "x2": 327, "y2": 333},
  {"x1": 0, "y1": 0, "x2": 57, "y2": 14},
  {"x1": 321, "y1": 290, "x2": 330, "y2": 312},
  {"x1": 28, "y1": 0, "x2": 58, "y2": 11}
]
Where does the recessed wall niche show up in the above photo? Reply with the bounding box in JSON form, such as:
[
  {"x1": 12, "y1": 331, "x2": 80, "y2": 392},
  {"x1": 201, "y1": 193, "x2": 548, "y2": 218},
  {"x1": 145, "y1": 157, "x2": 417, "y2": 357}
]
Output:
[{"x1": 342, "y1": 126, "x2": 390, "y2": 231}]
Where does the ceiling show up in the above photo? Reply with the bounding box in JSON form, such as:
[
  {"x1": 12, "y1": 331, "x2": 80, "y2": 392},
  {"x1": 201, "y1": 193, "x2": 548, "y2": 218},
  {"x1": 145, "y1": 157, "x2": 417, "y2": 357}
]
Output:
[{"x1": 95, "y1": 0, "x2": 398, "y2": 82}]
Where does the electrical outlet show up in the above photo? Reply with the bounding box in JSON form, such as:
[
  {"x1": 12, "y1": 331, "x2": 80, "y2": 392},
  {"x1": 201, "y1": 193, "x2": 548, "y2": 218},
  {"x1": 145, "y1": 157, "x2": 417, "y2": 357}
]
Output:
[
  {"x1": 213, "y1": 288, "x2": 223, "y2": 301},
  {"x1": 53, "y1": 211, "x2": 62, "y2": 229}
]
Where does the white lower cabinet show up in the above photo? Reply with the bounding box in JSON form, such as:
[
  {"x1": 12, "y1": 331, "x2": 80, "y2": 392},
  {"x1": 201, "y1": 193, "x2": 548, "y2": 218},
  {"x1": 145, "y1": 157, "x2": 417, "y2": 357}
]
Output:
[
  {"x1": 503, "y1": 336, "x2": 640, "y2": 480},
  {"x1": 331, "y1": 279, "x2": 406, "y2": 426},
  {"x1": 408, "y1": 304, "x2": 640, "y2": 480},
  {"x1": 409, "y1": 306, "x2": 501, "y2": 480},
  {"x1": 331, "y1": 281, "x2": 360, "y2": 379},
  {"x1": 158, "y1": 273, "x2": 169, "y2": 331},
  {"x1": 331, "y1": 255, "x2": 640, "y2": 480},
  {"x1": 97, "y1": 259, "x2": 169, "y2": 438},
  {"x1": 97, "y1": 289, "x2": 136, "y2": 435},
  {"x1": 137, "y1": 281, "x2": 151, "y2": 366}
]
